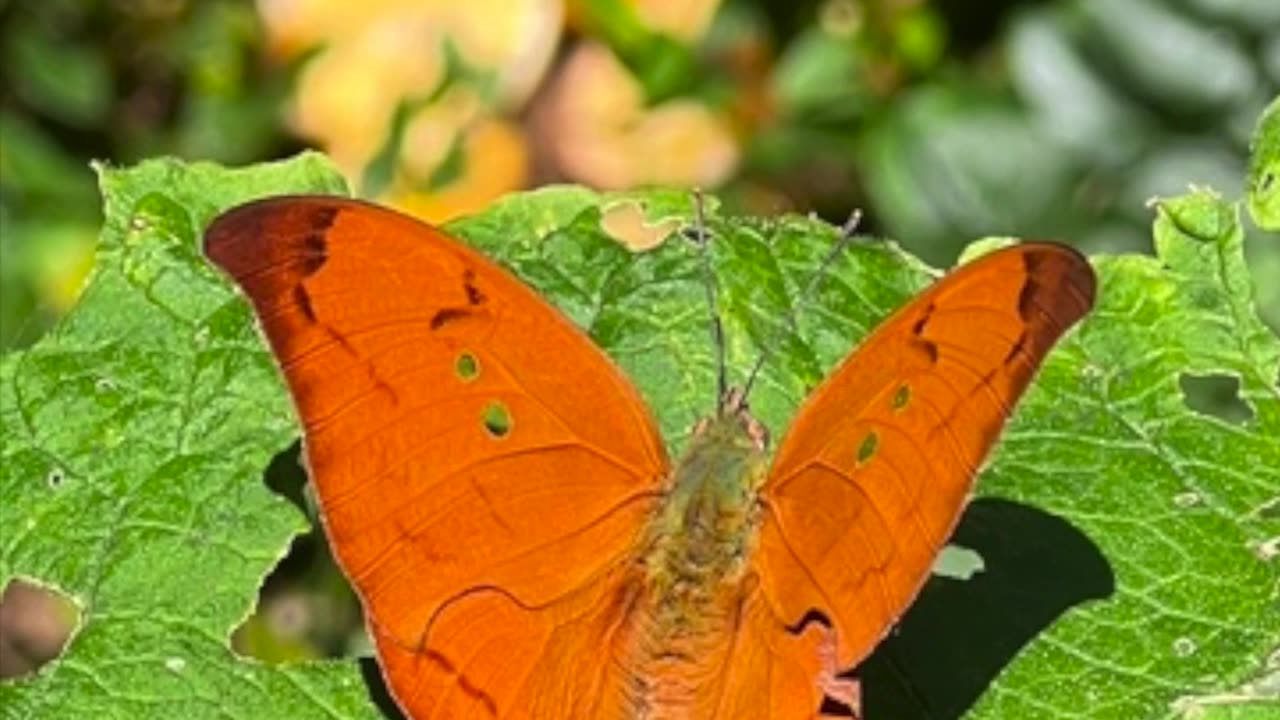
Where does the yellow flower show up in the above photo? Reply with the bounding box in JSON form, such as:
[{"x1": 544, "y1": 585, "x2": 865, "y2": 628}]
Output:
[
  {"x1": 264, "y1": 0, "x2": 561, "y2": 217},
  {"x1": 631, "y1": 0, "x2": 721, "y2": 43},
  {"x1": 538, "y1": 43, "x2": 739, "y2": 189},
  {"x1": 392, "y1": 117, "x2": 530, "y2": 222}
]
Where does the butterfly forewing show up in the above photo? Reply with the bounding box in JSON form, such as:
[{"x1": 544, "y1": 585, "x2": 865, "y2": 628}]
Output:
[
  {"x1": 753, "y1": 242, "x2": 1096, "y2": 669},
  {"x1": 205, "y1": 196, "x2": 670, "y2": 718}
]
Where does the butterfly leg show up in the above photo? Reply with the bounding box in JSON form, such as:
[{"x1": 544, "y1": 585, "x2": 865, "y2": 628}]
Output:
[{"x1": 817, "y1": 629, "x2": 862, "y2": 719}]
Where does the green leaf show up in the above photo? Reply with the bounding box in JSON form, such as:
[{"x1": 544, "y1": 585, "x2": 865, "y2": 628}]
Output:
[
  {"x1": 968, "y1": 189, "x2": 1279, "y2": 718},
  {"x1": 1247, "y1": 95, "x2": 1280, "y2": 231},
  {"x1": 3, "y1": 155, "x2": 1276, "y2": 719},
  {"x1": 0, "y1": 154, "x2": 373, "y2": 719}
]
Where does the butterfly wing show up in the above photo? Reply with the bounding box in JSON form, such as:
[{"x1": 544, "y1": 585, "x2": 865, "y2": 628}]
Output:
[
  {"x1": 751, "y1": 243, "x2": 1096, "y2": 678},
  {"x1": 205, "y1": 197, "x2": 669, "y2": 718}
]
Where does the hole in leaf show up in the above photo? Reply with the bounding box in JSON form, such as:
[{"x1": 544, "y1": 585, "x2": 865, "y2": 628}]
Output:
[
  {"x1": 1172, "y1": 636, "x2": 1197, "y2": 657},
  {"x1": 600, "y1": 200, "x2": 680, "y2": 251},
  {"x1": 232, "y1": 443, "x2": 406, "y2": 719},
  {"x1": 1179, "y1": 373, "x2": 1253, "y2": 425},
  {"x1": 233, "y1": 443, "x2": 363, "y2": 665},
  {"x1": 455, "y1": 352, "x2": 480, "y2": 382},
  {"x1": 0, "y1": 579, "x2": 80, "y2": 680},
  {"x1": 931, "y1": 545, "x2": 986, "y2": 581},
  {"x1": 892, "y1": 385, "x2": 911, "y2": 411},
  {"x1": 482, "y1": 401, "x2": 512, "y2": 438},
  {"x1": 46, "y1": 468, "x2": 64, "y2": 490},
  {"x1": 857, "y1": 431, "x2": 878, "y2": 464}
]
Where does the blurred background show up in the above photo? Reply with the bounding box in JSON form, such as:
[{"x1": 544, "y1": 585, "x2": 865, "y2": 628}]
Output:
[{"x1": 2, "y1": 0, "x2": 1278, "y2": 707}]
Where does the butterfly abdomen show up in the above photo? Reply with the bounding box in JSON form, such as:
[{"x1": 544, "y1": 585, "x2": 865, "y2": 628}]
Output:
[
  {"x1": 611, "y1": 578, "x2": 747, "y2": 719},
  {"x1": 607, "y1": 415, "x2": 771, "y2": 717}
]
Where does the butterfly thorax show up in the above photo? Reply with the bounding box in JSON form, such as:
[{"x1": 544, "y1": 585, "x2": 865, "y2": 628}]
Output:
[{"x1": 623, "y1": 411, "x2": 768, "y2": 715}]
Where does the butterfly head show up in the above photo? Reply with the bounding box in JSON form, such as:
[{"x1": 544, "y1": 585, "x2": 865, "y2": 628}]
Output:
[{"x1": 695, "y1": 386, "x2": 769, "y2": 453}]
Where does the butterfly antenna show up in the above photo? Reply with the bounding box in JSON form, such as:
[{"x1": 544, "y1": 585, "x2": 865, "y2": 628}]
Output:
[
  {"x1": 691, "y1": 189, "x2": 729, "y2": 413},
  {"x1": 739, "y1": 210, "x2": 862, "y2": 403}
]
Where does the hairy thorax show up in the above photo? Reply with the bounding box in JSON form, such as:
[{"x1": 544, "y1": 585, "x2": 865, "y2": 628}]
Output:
[{"x1": 622, "y1": 415, "x2": 770, "y2": 718}]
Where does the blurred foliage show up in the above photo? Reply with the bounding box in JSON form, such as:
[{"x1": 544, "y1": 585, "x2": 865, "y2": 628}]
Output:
[
  {"x1": 1249, "y1": 95, "x2": 1280, "y2": 229},
  {"x1": 3, "y1": 0, "x2": 1276, "y2": 353},
  {"x1": 1, "y1": 0, "x2": 1277, "y2": 675},
  {"x1": 1, "y1": 0, "x2": 300, "y2": 348}
]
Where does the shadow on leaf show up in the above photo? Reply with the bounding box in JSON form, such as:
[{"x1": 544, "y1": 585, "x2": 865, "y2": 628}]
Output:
[
  {"x1": 857, "y1": 497, "x2": 1115, "y2": 719},
  {"x1": 233, "y1": 441, "x2": 363, "y2": 664},
  {"x1": 362, "y1": 657, "x2": 408, "y2": 719}
]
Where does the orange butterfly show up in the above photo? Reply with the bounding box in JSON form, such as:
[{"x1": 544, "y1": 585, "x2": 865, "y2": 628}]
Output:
[{"x1": 205, "y1": 196, "x2": 1095, "y2": 719}]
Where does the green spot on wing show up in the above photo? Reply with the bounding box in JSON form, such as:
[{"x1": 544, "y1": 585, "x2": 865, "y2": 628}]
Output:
[
  {"x1": 892, "y1": 384, "x2": 911, "y2": 410},
  {"x1": 482, "y1": 401, "x2": 512, "y2": 438},
  {"x1": 857, "y1": 431, "x2": 879, "y2": 464},
  {"x1": 456, "y1": 352, "x2": 480, "y2": 381}
]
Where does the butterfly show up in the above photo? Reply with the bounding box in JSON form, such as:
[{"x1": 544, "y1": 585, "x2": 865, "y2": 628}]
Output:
[{"x1": 204, "y1": 196, "x2": 1095, "y2": 719}]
